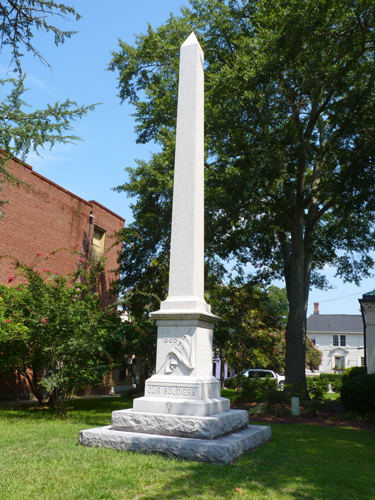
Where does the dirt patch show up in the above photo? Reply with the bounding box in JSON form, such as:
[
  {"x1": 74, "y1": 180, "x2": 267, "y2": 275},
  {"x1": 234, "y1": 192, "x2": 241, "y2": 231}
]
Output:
[{"x1": 231, "y1": 400, "x2": 375, "y2": 431}]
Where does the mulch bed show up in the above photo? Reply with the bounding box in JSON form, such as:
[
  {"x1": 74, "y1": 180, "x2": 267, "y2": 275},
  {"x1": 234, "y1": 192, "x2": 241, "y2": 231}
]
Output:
[{"x1": 231, "y1": 400, "x2": 375, "y2": 431}]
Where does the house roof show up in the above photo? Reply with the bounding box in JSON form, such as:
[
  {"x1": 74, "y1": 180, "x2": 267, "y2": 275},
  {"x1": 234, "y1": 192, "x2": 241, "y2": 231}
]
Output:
[{"x1": 307, "y1": 314, "x2": 363, "y2": 333}]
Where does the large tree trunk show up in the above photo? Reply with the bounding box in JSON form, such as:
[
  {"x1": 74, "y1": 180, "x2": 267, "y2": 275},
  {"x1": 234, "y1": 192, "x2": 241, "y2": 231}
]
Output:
[
  {"x1": 283, "y1": 191, "x2": 311, "y2": 396},
  {"x1": 284, "y1": 286, "x2": 308, "y2": 394},
  {"x1": 220, "y1": 352, "x2": 225, "y2": 388}
]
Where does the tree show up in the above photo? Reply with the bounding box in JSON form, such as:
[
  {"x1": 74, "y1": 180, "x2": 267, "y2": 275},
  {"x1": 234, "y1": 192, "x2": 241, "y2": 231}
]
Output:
[
  {"x1": 117, "y1": 289, "x2": 158, "y2": 392},
  {"x1": 109, "y1": 0, "x2": 375, "y2": 391},
  {"x1": 209, "y1": 282, "x2": 284, "y2": 391},
  {"x1": 0, "y1": 256, "x2": 123, "y2": 415},
  {"x1": 306, "y1": 336, "x2": 323, "y2": 372},
  {"x1": 0, "y1": 1, "x2": 95, "y2": 214}
]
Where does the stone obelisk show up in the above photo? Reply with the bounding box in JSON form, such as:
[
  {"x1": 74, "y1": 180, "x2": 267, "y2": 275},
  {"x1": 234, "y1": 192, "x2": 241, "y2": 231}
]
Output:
[
  {"x1": 132, "y1": 32, "x2": 229, "y2": 417},
  {"x1": 78, "y1": 33, "x2": 271, "y2": 463}
]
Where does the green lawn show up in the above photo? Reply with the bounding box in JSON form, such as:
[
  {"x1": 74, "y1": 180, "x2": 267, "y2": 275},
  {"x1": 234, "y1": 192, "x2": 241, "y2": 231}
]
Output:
[
  {"x1": 324, "y1": 392, "x2": 341, "y2": 401},
  {"x1": 0, "y1": 396, "x2": 374, "y2": 500}
]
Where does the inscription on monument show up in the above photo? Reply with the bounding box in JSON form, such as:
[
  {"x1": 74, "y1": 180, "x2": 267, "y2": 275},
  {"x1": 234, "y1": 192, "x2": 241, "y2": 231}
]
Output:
[
  {"x1": 162, "y1": 337, "x2": 178, "y2": 344},
  {"x1": 147, "y1": 386, "x2": 198, "y2": 397}
]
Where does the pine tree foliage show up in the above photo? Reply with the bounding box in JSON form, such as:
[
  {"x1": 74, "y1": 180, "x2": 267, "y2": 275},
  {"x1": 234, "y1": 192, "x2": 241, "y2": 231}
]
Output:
[{"x1": 0, "y1": 1, "x2": 95, "y2": 214}]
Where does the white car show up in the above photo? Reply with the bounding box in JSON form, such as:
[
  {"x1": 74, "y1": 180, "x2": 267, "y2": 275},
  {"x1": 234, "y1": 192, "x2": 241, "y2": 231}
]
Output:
[{"x1": 242, "y1": 369, "x2": 285, "y2": 388}]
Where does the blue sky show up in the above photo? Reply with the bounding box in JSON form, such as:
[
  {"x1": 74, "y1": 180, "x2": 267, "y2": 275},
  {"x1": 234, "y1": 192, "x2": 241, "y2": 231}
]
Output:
[{"x1": 2, "y1": 0, "x2": 374, "y2": 316}]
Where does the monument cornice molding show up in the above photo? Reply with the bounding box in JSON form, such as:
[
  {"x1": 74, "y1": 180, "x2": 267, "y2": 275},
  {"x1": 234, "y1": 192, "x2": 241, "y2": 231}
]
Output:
[{"x1": 150, "y1": 309, "x2": 219, "y2": 325}]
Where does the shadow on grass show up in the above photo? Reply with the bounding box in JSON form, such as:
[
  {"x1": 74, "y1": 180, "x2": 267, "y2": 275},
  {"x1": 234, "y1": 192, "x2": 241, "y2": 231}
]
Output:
[
  {"x1": 123, "y1": 424, "x2": 375, "y2": 500},
  {"x1": 0, "y1": 397, "x2": 133, "y2": 428}
]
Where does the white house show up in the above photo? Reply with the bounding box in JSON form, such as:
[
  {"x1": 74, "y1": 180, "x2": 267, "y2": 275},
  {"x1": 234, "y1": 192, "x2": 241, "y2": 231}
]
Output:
[{"x1": 306, "y1": 303, "x2": 364, "y2": 374}]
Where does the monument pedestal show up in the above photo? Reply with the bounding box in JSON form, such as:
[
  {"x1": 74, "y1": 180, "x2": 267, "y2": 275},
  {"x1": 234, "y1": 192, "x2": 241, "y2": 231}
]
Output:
[
  {"x1": 132, "y1": 308, "x2": 230, "y2": 416},
  {"x1": 78, "y1": 421, "x2": 271, "y2": 464},
  {"x1": 78, "y1": 307, "x2": 271, "y2": 463}
]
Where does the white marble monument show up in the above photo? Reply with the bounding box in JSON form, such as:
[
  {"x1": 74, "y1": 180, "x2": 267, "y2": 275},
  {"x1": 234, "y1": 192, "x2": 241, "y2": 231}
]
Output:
[{"x1": 78, "y1": 33, "x2": 271, "y2": 463}]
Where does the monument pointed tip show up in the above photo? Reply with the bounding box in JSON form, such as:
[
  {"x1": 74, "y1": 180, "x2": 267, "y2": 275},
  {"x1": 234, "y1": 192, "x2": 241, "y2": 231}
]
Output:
[{"x1": 182, "y1": 32, "x2": 200, "y2": 47}]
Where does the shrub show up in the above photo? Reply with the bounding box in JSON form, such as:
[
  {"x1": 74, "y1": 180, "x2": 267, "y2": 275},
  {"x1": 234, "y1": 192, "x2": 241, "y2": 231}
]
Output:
[
  {"x1": 342, "y1": 366, "x2": 366, "y2": 383},
  {"x1": 316, "y1": 373, "x2": 343, "y2": 392},
  {"x1": 365, "y1": 412, "x2": 375, "y2": 423},
  {"x1": 224, "y1": 377, "x2": 238, "y2": 390},
  {"x1": 344, "y1": 410, "x2": 360, "y2": 420},
  {"x1": 331, "y1": 378, "x2": 343, "y2": 393},
  {"x1": 241, "y1": 376, "x2": 278, "y2": 402},
  {"x1": 341, "y1": 374, "x2": 375, "y2": 415},
  {"x1": 248, "y1": 402, "x2": 268, "y2": 415},
  {"x1": 0, "y1": 257, "x2": 122, "y2": 416},
  {"x1": 301, "y1": 398, "x2": 325, "y2": 418},
  {"x1": 319, "y1": 373, "x2": 342, "y2": 383},
  {"x1": 306, "y1": 377, "x2": 329, "y2": 401},
  {"x1": 266, "y1": 389, "x2": 289, "y2": 416}
]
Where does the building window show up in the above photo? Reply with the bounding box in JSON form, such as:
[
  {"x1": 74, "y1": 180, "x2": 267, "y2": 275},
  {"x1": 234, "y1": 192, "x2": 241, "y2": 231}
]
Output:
[
  {"x1": 309, "y1": 335, "x2": 316, "y2": 346},
  {"x1": 361, "y1": 357, "x2": 365, "y2": 367},
  {"x1": 92, "y1": 227, "x2": 105, "y2": 261},
  {"x1": 333, "y1": 334, "x2": 346, "y2": 347}
]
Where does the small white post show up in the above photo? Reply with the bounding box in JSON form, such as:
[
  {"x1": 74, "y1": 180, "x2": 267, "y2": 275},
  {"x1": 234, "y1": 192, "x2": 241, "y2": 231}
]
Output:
[{"x1": 291, "y1": 397, "x2": 300, "y2": 416}]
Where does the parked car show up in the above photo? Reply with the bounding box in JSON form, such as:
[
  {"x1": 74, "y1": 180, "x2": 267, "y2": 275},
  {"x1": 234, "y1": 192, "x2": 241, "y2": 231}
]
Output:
[
  {"x1": 243, "y1": 369, "x2": 285, "y2": 388},
  {"x1": 225, "y1": 369, "x2": 285, "y2": 389}
]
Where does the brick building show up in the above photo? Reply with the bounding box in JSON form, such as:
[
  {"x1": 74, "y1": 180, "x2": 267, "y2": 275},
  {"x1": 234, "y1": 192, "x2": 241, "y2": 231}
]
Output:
[
  {"x1": 0, "y1": 155, "x2": 124, "y2": 298},
  {"x1": 0, "y1": 155, "x2": 125, "y2": 400}
]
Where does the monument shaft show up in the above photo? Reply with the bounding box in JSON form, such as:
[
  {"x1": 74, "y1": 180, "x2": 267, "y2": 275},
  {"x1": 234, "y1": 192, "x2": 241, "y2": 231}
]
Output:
[
  {"x1": 168, "y1": 33, "x2": 205, "y2": 305},
  {"x1": 134, "y1": 33, "x2": 228, "y2": 416}
]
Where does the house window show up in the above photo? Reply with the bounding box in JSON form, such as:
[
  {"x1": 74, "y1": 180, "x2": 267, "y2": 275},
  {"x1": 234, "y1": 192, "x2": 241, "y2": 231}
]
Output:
[
  {"x1": 92, "y1": 227, "x2": 105, "y2": 261},
  {"x1": 333, "y1": 335, "x2": 346, "y2": 347},
  {"x1": 309, "y1": 335, "x2": 316, "y2": 346},
  {"x1": 361, "y1": 357, "x2": 365, "y2": 367}
]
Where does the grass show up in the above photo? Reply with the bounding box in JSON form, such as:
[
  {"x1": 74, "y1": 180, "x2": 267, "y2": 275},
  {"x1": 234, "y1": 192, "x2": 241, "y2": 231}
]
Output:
[
  {"x1": 324, "y1": 392, "x2": 341, "y2": 401},
  {"x1": 1, "y1": 396, "x2": 375, "y2": 500}
]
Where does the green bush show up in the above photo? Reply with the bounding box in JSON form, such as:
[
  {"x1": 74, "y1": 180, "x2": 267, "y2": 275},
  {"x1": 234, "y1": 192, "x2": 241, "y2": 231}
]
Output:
[
  {"x1": 319, "y1": 373, "x2": 342, "y2": 383},
  {"x1": 241, "y1": 376, "x2": 278, "y2": 402},
  {"x1": 316, "y1": 373, "x2": 343, "y2": 392},
  {"x1": 342, "y1": 366, "x2": 366, "y2": 383},
  {"x1": 365, "y1": 412, "x2": 375, "y2": 423},
  {"x1": 306, "y1": 377, "x2": 329, "y2": 401},
  {"x1": 341, "y1": 374, "x2": 375, "y2": 415},
  {"x1": 224, "y1": 377, "x2": 238, "y2": 390},
  {"x1": 301, "y1": 398, "x2": 325, "y2": 417},
  {"x1": 331, "y1": 378, "x2": 343, "y2": 393}
]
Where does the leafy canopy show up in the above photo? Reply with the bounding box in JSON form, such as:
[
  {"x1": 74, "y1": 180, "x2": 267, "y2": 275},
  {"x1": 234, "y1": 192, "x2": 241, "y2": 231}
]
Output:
[{"x1": 109, "y1": 0, "x2": 375, "y2": 388}]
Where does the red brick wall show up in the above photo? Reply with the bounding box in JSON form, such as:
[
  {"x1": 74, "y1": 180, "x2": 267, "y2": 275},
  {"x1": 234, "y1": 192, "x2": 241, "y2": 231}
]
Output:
[
  {"x1": 0, "y1": 369, "x2": 33, "y2": 400},
  {"x1": 0, "y1": 156, "x2": 125, "y2": 304}
]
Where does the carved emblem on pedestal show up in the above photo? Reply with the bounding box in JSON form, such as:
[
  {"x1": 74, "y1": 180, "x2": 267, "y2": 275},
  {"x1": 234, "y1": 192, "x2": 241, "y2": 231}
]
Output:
[{"x1": 158, "y1": 329, "x2": 195, "y2": 374}]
